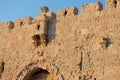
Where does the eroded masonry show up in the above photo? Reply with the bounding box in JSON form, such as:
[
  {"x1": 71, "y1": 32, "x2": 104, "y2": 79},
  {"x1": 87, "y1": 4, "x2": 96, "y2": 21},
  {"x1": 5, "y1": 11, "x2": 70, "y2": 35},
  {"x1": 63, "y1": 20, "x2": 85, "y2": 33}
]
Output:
[{"x1": 0, "y1": 0, "x2": 120, "y2": 80}]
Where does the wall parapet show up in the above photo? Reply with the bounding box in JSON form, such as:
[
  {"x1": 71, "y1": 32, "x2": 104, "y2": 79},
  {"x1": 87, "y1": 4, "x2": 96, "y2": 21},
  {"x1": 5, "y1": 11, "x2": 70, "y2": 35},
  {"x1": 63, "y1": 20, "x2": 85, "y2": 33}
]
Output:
[
  {"x1": 106, "y1": 0, "x2": 120, "y2": 9},
  {"x1": 1, "y1": 0, "x2": 120, "y2": 29},
  {"x1": 14, "y1": 16, "x2": 33, "y2": 27},
  {"x1": 81, "y1": 1, "x2": 103, "y2": 15},
  {"x1": 57, "y1": 6, "x2": 78, "y2": 18}
]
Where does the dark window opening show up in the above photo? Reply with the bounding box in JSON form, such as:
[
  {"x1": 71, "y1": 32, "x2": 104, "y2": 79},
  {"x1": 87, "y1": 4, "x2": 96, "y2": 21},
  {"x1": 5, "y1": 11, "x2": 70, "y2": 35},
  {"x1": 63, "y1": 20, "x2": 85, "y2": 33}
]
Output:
[
  {"x1": 37, "y1": 25, "x2": 40, "y2": 30},
  {"x1": 20, "y1": 22, "x2": 23, "y2": 26},
  {"x1": 32, "y1": 35, "x2": 40, "y2": 47},
  {"x1": 64, "y1": 10, "x2": 67, "y2": 16},
  {"x1": 114, "y1": 0, "x2": 117, "y2": 8}
]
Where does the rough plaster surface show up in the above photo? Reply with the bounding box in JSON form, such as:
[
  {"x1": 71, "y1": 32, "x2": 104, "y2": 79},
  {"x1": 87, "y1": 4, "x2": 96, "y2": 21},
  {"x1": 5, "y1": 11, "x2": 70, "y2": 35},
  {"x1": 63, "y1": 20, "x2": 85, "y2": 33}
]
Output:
[{"x1": 0, "y1": 0, "x2": 120, "y2": 80}]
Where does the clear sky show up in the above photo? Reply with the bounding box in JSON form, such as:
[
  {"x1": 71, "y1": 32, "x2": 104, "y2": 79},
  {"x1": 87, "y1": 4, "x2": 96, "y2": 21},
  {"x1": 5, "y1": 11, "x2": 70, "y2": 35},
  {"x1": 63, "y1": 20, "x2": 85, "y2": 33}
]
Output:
[{"x1": 0, "y1": 0, "x2": 105, "y2": 22}]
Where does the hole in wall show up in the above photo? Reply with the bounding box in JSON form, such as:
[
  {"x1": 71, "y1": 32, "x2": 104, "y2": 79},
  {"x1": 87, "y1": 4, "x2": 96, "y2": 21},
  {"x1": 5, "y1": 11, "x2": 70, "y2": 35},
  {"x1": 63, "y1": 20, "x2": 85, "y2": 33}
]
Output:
[
  {"x1": 100, "y1": 37, "x2": 113, "y2": 49},
  {"x1": 63, "y1": 10, "x2": 67, "y2": 16},
  {"x1": 94, "y1": 78, "x2": 96, "y2": 80},
  {"x1": 20, "y1": 21, "x2": 24, "y2": 26},
  {"x1": 32, "y1": 35, "x2": 40, "y2": 47},
  {"x1": 23, "y1": 68, "x2": 54, "y2": 80},
  {"x1": 37, "y1": 25, "x2": 40, "y2": 30},
  {"x1": 103, "y1": 37, "x2": 112, "y2": 48},
  {"x1": 114, "y1": 0, "x2": 117, "y2": 8}
]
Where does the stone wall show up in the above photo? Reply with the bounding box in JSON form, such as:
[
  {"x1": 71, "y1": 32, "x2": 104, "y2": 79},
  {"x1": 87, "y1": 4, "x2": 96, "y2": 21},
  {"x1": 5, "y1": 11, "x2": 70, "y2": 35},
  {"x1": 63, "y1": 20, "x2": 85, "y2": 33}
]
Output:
[{"x1": 0, "y1": 0, "x2": 120, "y2": 80}]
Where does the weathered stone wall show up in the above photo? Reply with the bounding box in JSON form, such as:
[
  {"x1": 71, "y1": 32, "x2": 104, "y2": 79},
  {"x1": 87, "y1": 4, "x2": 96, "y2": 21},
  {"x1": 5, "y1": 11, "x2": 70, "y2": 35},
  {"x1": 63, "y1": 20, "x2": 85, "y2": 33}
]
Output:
[{"x1": 0, "y1": 0, "x2": 120, "y2": 80}]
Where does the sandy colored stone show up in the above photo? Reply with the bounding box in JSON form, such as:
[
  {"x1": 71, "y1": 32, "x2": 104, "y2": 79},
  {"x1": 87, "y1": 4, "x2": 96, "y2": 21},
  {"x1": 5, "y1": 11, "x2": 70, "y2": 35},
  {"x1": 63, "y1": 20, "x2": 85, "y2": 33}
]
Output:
[
  {"x1": 57, "y1": 6, "x2": 78, "y2": 18},
  {"x1": 0, "y1": 0, "x2": 120, "y2": 80}
]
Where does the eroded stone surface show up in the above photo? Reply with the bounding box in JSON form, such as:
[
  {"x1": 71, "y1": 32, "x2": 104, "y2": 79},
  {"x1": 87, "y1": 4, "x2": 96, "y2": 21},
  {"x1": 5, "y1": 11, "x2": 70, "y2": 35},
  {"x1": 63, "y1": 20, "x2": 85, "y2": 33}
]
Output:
[{"x1": 0, "y1": 1, "x2": 120, "y2": 80}]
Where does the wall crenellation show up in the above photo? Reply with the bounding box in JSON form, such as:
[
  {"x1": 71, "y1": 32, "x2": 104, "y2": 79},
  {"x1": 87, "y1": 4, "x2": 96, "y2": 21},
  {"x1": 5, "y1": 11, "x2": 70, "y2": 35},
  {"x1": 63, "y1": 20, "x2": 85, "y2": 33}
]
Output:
[
  {"x1": 0, "y1": 0, "x2": 120, "y2": 80},
  {"x1": 0, "y1": 0, "x2": 120, "y2": 30},
  {"x1": 80, "y1": 1, "x2": 103, "y2": 15},
  {"x1": 106, "y1": 0, "x2": 120, "y2": 9},
  {"x1": 57, "y1": 6, "x2": 78, "y2": 18},
  {"x1": 14, "y1": 16, "x2": 33, "y2": 27}
]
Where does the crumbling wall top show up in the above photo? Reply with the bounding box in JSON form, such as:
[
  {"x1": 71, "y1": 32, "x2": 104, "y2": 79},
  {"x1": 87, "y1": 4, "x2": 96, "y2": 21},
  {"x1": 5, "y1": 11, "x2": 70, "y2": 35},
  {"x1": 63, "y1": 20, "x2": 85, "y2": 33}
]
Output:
[
  {"x1": 1, "y1": 0, "x2": 120, "y2": 28},
  {"x1": 106, "y1": 0, "x2": 120, "y2": 9},
  {"x1": 81, "y1": 1, "x2": 103, "y2": 14},
  {"x1": 14, "y1": 16, "x2": 33, "y2": 27},
  {"x1": 57, "y1": 6, "x2": 78, "y2": 18}
]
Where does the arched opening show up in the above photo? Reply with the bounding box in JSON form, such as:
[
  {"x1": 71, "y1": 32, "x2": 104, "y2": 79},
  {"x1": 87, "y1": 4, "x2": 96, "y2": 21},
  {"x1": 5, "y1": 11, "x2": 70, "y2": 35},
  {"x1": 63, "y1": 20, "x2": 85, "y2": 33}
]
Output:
[
  {"x1": 23, "y1": 68, "x2": 53, "y2": 80},
  {"x1": 29, "y1": 69, "x2": 49, "y2": 80}
]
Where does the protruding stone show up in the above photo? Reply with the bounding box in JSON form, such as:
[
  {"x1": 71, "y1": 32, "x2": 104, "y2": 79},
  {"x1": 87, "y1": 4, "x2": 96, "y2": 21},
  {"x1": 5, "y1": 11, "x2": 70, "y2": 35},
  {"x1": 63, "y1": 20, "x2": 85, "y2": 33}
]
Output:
[{"x1": 41, "y1": 6, "x2": 49, "y2": 13}]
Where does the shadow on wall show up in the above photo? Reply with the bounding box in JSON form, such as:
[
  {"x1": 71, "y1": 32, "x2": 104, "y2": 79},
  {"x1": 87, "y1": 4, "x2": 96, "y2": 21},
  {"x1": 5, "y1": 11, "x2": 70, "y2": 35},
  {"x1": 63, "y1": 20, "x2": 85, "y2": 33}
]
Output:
[
  {"x1": 100, "y1": 37, "x2": 113, "y2": 49},
  {"x1": 47, "y1": 18, "x2": 57, "y2": 44}
]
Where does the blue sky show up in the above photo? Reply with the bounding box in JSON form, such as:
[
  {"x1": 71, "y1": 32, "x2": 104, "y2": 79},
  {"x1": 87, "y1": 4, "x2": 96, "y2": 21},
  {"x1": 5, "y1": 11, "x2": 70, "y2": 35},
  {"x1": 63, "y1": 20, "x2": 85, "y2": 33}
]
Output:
[{"x1": 0, "y1": 0, "x2": 105, "y2": 22}]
